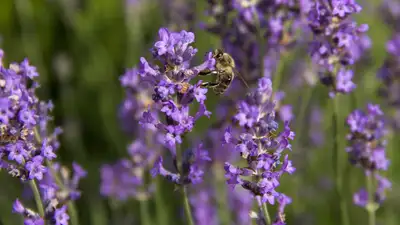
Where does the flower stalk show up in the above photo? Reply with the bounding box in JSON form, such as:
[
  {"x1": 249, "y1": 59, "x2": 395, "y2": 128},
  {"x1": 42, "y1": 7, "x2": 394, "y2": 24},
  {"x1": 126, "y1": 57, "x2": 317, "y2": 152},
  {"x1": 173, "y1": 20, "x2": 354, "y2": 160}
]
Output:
[
  {"x1": 366, "y1": 173, "x2": 377, "y2": 225},
  {"x1": 332, "y1": 97, "x2": 350, "y2": 225},
  {"x1": 28, "y1": 180, "x2": 45, "y2": 218},
  {"x1": 35, "y1": 128, "x2": 81, "y2": 225},
  {"x1": 262, "y1": 203, "x2": 271, "y2": 225},
  {"x1": 183, "y1": 186, "x2": 195, "y2": 225}
]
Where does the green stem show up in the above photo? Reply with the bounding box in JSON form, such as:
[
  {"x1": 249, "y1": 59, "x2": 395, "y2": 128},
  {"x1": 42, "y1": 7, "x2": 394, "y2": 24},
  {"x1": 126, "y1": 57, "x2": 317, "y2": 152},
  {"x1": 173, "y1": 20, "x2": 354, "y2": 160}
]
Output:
[
  {"x1": 273, "y1": 59, "x2": 285, "y2": 92},
  {"x1": 175, "y1": 143, "x2": 195, "y2": 225},
  {"x1": 182, "y1": 186, "x2": 195, "y2": 225},
  {"x1": 332, "y1": 97, "x2": 349, "y2": 225},
  {"x1": 291, "y1": 86, "x2": 314, "y2": 213},
  {"x1": 155, "y1": 177, "x2": 169, "y2": 225},
  {"x1": 29, "y1": 180, "x2": 45, "y2": 218},
  {"x1": 366, "y1": 173, "x2": 376, "y2": 225},
  {"x1": 145, "y1": 129, "x2": 169, "y2": 225},
  {"x1": 34, "y1": 128, "x2": 80, "y2": 225},
  {"x1": 385, "y1": 131, "x2": 395, "y2": 225},
  {"x1": 262, "y1": 203, "x2": 271, "y2": 225},
  {"x1": 140, "y1": 200, "x2": 151, "y2": 225}
]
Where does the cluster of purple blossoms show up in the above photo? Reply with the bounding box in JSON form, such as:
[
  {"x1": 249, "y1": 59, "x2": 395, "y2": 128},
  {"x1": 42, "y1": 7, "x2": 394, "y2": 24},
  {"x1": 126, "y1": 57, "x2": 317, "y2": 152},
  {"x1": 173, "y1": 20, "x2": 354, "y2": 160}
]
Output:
[
  {"x1": 119, "y1": 67, "x2": 154, "y2": 134},
  {"x1": 380, "y1": 0, "x2": 400, "y2": 31},
  {"x1": 14, "y1": 162, "x2": 86, "y2": 225},
  {"x1": 377, "y1": 34, "x2": 400, "y2": 130},
  {"x1": 223, "y1": 77, "x2": 295, "y2": 225},
  {"x1": 202, "y1": 0, "x2": 303, "y2": 82},
  {"x1": 190, "y1": 188, "x2": 219, "y2": 225},
  {"x1": 190, "y1": 126, "x2": 253, "y2": 225},
  {"x1": 189, "y1": 184, "x2": 253, "y2": 225},
  {"x1": 101, "y1": 65, "x2": 164, "y2": 201},
  {"x1": 100, "y1": 139, "x2": 157, "y2": 201},
  {"x1": 306, "y1": 0, "x2": 371, "y2": 97},
  {"x1": 137, "y1": 27, "x2": 215, "y2": 185},
  {"x1": 346, "y1": 104, "x2": 391, "y2": 207},
  {"x1": 0, "y1": 50, "x2": 86, "y2": 224}
]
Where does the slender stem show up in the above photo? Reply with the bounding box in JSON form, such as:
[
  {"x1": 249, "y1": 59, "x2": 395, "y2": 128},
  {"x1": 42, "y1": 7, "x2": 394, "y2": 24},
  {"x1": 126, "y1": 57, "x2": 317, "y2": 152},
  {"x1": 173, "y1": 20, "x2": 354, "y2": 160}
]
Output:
[
  {"x1": 34, "y1": 128, "x2": 80, "y2": 225},
  {"x1": 182, "y1": 186, "x2": 195, "y2": 225},
  {"x1": 385, "y1": 131, "x2": 395, "y2": 225},
  {"x1": 145, "y1": 129, "x2": 169, "y2": 225},
  {"x1": 262, "y1": 203, "x2": 271, "y2": 225},
  {"x1": 291, "y1": 86, "x2": 314, "y2": 213},
  {"x1": 366, "y1": 173, "x2": 376, "y2": 225},
  {"x1": 29, "y1": 180, "x2": 45, "y2": 218},
  {"x1": 140, "y1": 200, "x2": 151, "y2": 225},
  {"x1": 213, "y1": 163, "x2": 231, "y2": 225},
  {"x1": 175, "y1": 143, "x2": 195, "y2": 225},
  {"x1": 332, "y1": 97, "x2": 349, "y2": 225},
  {"x1": 155, "y1": 177, "x2": 169, "y2": 225}
]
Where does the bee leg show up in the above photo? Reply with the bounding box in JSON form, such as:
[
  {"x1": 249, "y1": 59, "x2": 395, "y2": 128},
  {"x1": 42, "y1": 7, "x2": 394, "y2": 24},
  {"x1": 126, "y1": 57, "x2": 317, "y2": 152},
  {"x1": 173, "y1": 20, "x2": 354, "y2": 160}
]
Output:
[
  {"x1": 201, "y1": 82, "x2": 219, "y2": 88},
  {"x1": 198, "y1": 70, "x2": 218, "y2": 76}
]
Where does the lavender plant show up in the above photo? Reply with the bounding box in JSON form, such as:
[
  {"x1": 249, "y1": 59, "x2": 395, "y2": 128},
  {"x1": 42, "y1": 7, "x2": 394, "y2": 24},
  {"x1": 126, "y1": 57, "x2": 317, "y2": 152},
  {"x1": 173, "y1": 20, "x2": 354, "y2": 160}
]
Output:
[
  {"x1": 306, "y1": 0, "x2": 370, "y2": 97},
  {"x1": 101, "y1": 67, "x2": 158, "y2": 201},
  {"x1": 223, "y1": 77, "x2": 295, "y2": 225},
  {"x1": 135, "y1": 27, "x2": 216, "y2": 224},
  {"x1": 305, "y1": 1, "x2": 372, "y2": 224},
  {"x1": 380, "y1": 0, "x2": 400, "y2": 32},
  {"x1": 191, "y1": 126, "x2": 253, "y2": 225},
  {"x1": 0, "y1": 50, "x2": 86, "y2": 225},
  {"x1": 346, "y1": 104, "x2": 391, "y2": 225},
  {"x1": 377, "y1": 34, "x2": 400, "y2": 130},
  {"x1": 203, "y1": 0, "x2": 304, "y2": 82}
]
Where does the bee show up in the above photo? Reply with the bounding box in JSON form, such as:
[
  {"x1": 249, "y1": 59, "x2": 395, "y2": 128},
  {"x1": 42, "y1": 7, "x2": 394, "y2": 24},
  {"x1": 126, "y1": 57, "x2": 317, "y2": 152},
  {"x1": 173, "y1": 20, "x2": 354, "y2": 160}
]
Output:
[
  {"x1": 0, "y1": 134, "x2": 19, "y2": 144},
  {"x1": 199, "y1": 49, "x2": 248, "y2": 95},
  {"x1": 0, "y1": 125, "x2": 22, "y2": 144}
]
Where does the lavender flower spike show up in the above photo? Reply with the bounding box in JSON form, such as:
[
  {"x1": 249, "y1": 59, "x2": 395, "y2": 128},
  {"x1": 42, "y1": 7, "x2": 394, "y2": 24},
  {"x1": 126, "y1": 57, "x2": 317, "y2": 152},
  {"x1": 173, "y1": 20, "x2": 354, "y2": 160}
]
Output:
[
  {"x1": 224, "y1": 77, "x2": 295, "y2": 224},
  {"x1": 0, "y1": 49, "x2": 86, "y2": 224},
  {"x1": 307, "y1": 0, "x2": 371, "y2": 97},
  {"x1": 377, "y1": 33, "x2": 400, "y2": 130},
  {"x1": 346, "y1": 104, "x2": 390, "y2": 216},
  {"x1": 138, "y1": 27, "x2": 216, "y2": 225}
]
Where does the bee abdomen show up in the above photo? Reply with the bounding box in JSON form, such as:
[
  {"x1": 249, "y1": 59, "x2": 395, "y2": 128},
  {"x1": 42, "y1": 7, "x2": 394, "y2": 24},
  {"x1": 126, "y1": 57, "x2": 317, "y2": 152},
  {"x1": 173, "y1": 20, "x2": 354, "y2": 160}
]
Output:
[{"x1": 213, "y1": 83, "x2": 229, "y2": 95}]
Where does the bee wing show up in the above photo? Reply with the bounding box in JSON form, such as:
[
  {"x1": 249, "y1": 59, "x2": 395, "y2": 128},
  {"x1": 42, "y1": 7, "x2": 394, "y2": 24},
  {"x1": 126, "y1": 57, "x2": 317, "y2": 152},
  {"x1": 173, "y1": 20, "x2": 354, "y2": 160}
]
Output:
[{"x1": 233, "y1": 67, "x2": 249, "y2": 89}]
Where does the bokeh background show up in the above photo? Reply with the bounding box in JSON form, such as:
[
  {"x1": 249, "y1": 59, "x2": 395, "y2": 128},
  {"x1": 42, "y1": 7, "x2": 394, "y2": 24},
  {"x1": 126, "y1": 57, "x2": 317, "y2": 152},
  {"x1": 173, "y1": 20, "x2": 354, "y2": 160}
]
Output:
[{"x1": 0, "y1": 0, "x2": 398, "y2": 224}]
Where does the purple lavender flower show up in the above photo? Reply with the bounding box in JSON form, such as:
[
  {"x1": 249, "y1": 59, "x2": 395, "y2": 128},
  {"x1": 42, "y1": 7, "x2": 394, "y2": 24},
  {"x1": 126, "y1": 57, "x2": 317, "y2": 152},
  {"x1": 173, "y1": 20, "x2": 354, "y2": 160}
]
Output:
[
  {"x1": 203, "y1": 0, "x2": 304, "y2": 84},
  {"x1": 190, "y1": 189, "x2": 219, "y2": 225},
  {"x1": 118, "y1": 67, "x2": 155, "y2": 134},
  {"x1": 0, "y1": 50, "x2": 86, "y2": 224},
  {"x1": 308, "y1": 106, "x2": 325, "y2": 147},
  {"x1": 224, "y1": 77, "x2": 295, "y2": 224},
  {"x1": 100, "y1": 139, "x2": 157, "y2": 201},
  {"x1": 151, "y1": 143, "x2": 211, "y2": 185},
  {"x1": 228, "y1": 187, "x2": 253, "y2": 225},
  {"x1": 306, "y1": 0, "x2": 371, "y2": 97},
  {"x1": 346, "y1": 104, "x2": 391, "y2": 207},
  {"x1": 377, "y1": 33, "x2": 400, "y2": 130},
  {"x1": 137, "y1": 28, "x2": 215, "y2": 185},
  {"x1": 0, "y1": 51, "x2": 61, "y2": 182},
  {"x1": 12, "y1": 200, "x2": 45, "y2": 225},
  {"x1": 380, "y1": 0, "x2": 400, "y2": 31}
]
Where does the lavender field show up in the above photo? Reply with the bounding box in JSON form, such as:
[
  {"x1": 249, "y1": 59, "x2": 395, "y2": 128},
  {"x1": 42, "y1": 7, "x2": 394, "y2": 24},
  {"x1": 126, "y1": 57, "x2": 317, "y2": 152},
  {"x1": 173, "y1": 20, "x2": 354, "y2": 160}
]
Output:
[{"x1": 0, "y1": 0, "x2": 399, "y2": 224}]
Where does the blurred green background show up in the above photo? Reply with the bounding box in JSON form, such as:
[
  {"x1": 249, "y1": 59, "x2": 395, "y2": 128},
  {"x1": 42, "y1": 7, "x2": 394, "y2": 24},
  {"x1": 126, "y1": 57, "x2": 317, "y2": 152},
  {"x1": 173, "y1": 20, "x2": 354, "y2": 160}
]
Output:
[{"x1": 0, "y1": 0, "x2": 399, "y2": 224}]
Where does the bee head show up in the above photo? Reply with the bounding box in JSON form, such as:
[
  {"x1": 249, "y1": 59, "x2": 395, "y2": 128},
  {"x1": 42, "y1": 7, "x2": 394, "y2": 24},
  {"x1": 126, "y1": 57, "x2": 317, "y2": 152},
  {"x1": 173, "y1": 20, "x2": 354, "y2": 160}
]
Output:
[
  {"x1": 213, "y1": 48, "x2": 235, "y2": 67},
  {"x1": 213, "y1": 49, "x2": 224, "y2": 58}
]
